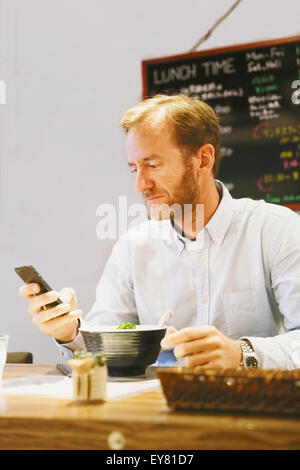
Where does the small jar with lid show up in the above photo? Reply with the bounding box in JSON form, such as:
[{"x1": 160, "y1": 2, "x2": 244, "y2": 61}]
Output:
[{"x1": 68, "y1": 350, "x2": 107, "y2": 402}]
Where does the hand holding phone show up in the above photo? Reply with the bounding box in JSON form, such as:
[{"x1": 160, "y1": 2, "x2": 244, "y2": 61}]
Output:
[
  {"x1": 15, "y1": 265, "x2": 62, "y2": 308},
  {"x1": 16, "y1": 265, "x2": 82, "y2": 343}
]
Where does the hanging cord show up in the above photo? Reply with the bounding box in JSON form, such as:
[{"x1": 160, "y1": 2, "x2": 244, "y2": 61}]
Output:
[{"x1": 189, "y1": 0, "x2": 243, "y2": 52}]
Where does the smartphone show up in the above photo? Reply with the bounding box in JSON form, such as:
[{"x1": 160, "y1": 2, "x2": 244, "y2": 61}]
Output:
[
  {"x1": 56, "y1": 363, "x2": 72, "y2": 377},
  {"x1": 15, "y1": 265, "x2": 62, "y2": 308}
]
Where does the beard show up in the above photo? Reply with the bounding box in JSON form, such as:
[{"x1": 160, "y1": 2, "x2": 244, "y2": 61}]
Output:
[{"x1": 146, "y1": 159, "x2": 200, "y2": 224}]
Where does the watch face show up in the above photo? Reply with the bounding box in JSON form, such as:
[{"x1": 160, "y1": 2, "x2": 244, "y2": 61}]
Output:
[{"x1": 245, "y1": 356, "x2": 259, "y2": 368}]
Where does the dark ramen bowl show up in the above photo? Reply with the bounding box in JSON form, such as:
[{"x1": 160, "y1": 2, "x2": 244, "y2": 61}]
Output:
[{"x1": 79, "y1": 325, "x2": 167, "y2": 377}]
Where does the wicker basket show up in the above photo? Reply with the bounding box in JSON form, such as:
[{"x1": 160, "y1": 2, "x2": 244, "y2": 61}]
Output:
[{"x1": 157, "y1": 367, "x2": 300, "y2": 416}]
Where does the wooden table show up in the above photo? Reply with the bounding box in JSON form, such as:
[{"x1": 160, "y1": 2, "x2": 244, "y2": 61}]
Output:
[{"x1": 0, "y1": 364, "x2": 300, "y2": 450}]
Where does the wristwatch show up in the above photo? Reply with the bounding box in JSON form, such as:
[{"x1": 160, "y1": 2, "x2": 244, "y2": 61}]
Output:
[{"x1": 239, "y1": 339, "x2": 260, "y2": 368}]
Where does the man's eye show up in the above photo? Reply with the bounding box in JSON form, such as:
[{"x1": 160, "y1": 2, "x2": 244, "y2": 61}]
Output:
[{"x1": 130, "y1": 168, "x2": 137, "y2": 173}]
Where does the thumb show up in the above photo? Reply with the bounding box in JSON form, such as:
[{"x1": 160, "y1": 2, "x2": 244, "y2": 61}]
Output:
[
  {"x1": 161, "y1": 327, "x2": 177, "y2": 348},
  {"x1": 165, "y1": 326, "x2": 177, "y2": 336},
  {"x1": 59, "y1": 287, "x2": 77, "y2": 310}
]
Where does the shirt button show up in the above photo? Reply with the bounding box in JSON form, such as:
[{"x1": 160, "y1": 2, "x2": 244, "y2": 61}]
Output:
[{"x1": 202, "y1": 298, "x2": 208, "y2": 304}]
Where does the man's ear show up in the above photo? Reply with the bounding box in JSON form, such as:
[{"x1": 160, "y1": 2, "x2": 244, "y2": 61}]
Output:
[{"x1": 195, "y1": 144, "x2": 215, "y2": 175}]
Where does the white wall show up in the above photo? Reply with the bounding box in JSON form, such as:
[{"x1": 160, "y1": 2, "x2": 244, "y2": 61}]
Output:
[{"x1": 1, "y1": 0, "x2": 300, "y2": 363}]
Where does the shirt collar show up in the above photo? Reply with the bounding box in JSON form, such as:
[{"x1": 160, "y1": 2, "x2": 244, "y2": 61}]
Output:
[
  {"x1": 204, "y1": 180, "x2": 233, "y2": 245},
  {"x1": 164, "y1": 180, "x2": 233, "y2": 251}
]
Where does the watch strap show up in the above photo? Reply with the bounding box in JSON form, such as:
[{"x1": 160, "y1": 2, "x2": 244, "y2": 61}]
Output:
[
  {"x1": 239, "y1": 339, "x2": 254, "y2": 366},
  {"x1": 239, "y1": 339, "x2": 260, "y2": 368}
]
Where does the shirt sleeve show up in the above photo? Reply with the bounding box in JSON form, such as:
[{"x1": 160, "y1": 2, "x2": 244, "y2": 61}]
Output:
[
  {"x1": 55, "y1": 236, "x2": 138, "y2": 358},
  {"x1": 243, "y1": 211, "x2": 300, "y2": 369},
  {"x1": 54, "y1": 320, "x2": 86, "y2": 361}
]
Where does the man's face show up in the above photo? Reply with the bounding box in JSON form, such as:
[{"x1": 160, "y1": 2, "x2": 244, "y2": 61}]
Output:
[{"x1": 126, "y1": 121, "x2": 200, "y2": 218}]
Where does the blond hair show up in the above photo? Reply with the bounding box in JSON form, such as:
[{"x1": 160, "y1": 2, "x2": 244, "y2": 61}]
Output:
[{"x1": 120, "y1": 94, "x2": 221, "y2": 176}]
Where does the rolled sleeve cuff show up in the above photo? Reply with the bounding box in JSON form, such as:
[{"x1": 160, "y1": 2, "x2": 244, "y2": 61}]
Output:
[
  {"x1": 241, "y1": 333, "x2": 300, "y2": 370},
  {"x1": 54, "y1": 319, "x2": 87, "y2": 361}
]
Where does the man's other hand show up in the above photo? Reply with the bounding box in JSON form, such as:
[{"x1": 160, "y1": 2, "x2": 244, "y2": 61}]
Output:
[{"x1": 161, "y1": 325, "x2": 242, "y2": 369}]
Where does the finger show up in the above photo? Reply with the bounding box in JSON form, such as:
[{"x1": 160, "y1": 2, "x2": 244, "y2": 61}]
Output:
[
  {"x1": 59, "y1": 287, "x2": 77, "y2": 310},
  {"x1": 173, "y1": 336, "x2": 220, "y2": 358},
  {"x1": 32, "y1": 303, "x2": 71, "y2": 326},
  {"x1": 29, "y1": 290, "x2": 60, "y2": 314},
  {"x1": 59, "y1": 287, "x2": 76, "y2": 303},
  {"x1": 161, "y1": 326, "x2": 215, "y2": 349},
  {"x1": 163, "y1": 326, "x2": 177, "y2": 340},
  {"x1": 41, "y1": 310, "x2": 82, "y2": 336},
  {"x1": 161, "y1": 327, "x2": 177, "y2": 348},
  {"x1": 19, "y1": 283, "x2": 41, "y2": 299},
  {"x1": 184, "y1": 350, "x2": 221, "y2": 368},
  {"x1": 166, "y1": 326, "x2": 177, "y2": 335}
]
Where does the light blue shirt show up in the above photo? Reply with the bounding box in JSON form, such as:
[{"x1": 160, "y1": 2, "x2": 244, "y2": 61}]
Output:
[{"x1": 60, "y1": 181, "x2": 300, "y2": 369}]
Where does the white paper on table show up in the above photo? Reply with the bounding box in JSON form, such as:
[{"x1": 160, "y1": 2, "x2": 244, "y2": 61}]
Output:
[{"x1": 0, "y1": 375, "x2": 160, "y2": 401}]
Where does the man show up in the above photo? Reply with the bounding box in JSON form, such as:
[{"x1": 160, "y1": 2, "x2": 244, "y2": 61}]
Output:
[{"x1": 19, "y1": 94, "x2": 300, "y2": 369}]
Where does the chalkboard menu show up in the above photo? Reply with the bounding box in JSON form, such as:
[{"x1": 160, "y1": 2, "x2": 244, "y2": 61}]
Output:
[{"x1": 142, "y1": 36, "x2": 300, "y2": 211}]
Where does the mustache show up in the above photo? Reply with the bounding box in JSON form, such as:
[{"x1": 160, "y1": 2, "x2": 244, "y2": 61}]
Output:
[{"x1": 143, "y1": 192, "x2": 163, "y2": 199}]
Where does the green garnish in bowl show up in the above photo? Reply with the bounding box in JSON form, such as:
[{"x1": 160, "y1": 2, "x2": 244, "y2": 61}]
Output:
[{"x1": 117, "y1": 322, "x2": 136, "y2": 330}]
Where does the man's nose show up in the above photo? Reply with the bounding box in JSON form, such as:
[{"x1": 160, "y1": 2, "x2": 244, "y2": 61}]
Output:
[{"x1": 135, "y1": 170, "x2": 154, "y2": 193}]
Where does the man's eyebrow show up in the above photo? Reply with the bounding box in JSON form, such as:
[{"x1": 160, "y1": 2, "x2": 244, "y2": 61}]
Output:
[{"x1": 127, "y1": 155, "x2": 161, "y2": 167}]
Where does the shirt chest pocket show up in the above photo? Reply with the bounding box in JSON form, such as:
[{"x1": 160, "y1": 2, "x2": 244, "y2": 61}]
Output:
[{"x1": 222, "y1": 289, "x2": 258, "y2": 339}]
